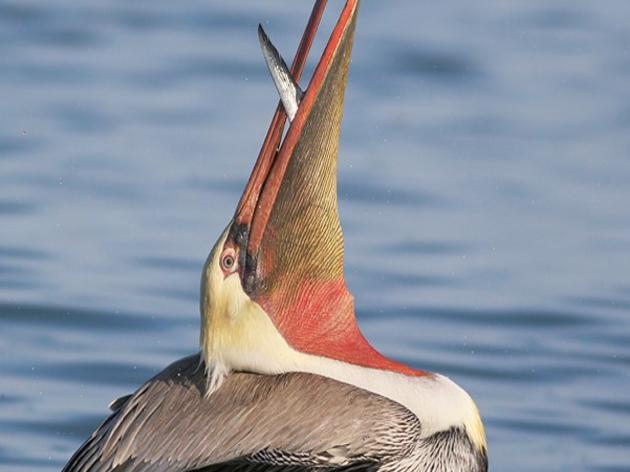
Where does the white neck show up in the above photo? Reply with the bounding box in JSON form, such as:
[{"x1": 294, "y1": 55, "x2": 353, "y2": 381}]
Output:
[
  {"x1": 200, "y1": 228, "x2": 485, "y2": 450},
  {"x1": 201, "y1": 288, "x2": 485, "y2": 449}
]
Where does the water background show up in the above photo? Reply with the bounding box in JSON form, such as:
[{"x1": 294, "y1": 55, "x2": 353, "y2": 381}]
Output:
[{"x1": 1, "y1": 1, "x2": 630, "y2": 470}]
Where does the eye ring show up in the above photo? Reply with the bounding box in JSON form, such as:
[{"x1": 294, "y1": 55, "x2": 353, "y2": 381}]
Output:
[
  {"x1": 220, "y1": 248, "x2": 237, "y2": 273},
  {"x1": 222, "y1": 255, "x2": 234, "y2": 269}
]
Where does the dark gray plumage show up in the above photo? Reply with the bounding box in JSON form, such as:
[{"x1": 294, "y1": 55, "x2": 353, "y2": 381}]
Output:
[{"x1": 62, "y1": 354, "x2": 422, "y2": 472}]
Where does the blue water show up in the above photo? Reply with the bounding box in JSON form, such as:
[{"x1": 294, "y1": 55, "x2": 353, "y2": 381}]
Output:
[{"x1": 1, "y1": 1, "x2": 630, "y2": 470}]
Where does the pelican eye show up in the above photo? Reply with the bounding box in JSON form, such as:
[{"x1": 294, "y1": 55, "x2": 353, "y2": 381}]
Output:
[{"x1": 220, "y1": 249, "x2": 237, "y2": 273}]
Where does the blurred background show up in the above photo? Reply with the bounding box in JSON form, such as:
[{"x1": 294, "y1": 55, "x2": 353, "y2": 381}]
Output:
[{"x1": 1, "y1": 1, "x2": 630, "y2": 470}]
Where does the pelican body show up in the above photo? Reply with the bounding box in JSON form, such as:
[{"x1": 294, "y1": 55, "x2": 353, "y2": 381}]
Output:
[{"x1": 63, "y1": 2, "x2": 488, "y2": 471}]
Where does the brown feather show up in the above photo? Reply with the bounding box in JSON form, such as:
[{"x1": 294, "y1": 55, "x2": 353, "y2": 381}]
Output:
[{"x1": 63, "y1": 354, "x2": 422, "y2": 472}]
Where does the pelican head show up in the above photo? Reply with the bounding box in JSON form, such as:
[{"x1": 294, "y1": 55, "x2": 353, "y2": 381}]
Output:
[{"x1": 198, "y1": 0, "x2": 417, "y2": 380}]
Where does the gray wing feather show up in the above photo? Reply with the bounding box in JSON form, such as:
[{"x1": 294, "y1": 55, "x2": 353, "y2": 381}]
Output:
[
  {"x1": 63, "y1": 354, "x2": 421, "y2": 472},
  {"x1": 108, "y1": 394, "x2": 132, "y2": 412}
]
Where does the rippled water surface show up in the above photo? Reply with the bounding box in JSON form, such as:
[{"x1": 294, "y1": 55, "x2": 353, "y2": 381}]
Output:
[{"x1": 2, "y1": 1, "x2": 630, "y2": 470}]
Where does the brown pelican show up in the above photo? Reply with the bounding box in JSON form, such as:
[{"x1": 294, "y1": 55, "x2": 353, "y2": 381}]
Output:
[{"x1": 63, "y1": 1, "x2": 487, "y2": 471}]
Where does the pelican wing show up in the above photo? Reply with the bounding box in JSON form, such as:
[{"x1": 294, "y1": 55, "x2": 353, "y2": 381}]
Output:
[{"x1": 63, "y1": 354, "x2": 421, "y2": 472}]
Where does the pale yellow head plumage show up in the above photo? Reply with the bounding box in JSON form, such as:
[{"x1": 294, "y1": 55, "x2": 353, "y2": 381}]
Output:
[{"x1": 199, "y1": 225, "x2": 305, "y2": 391}]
